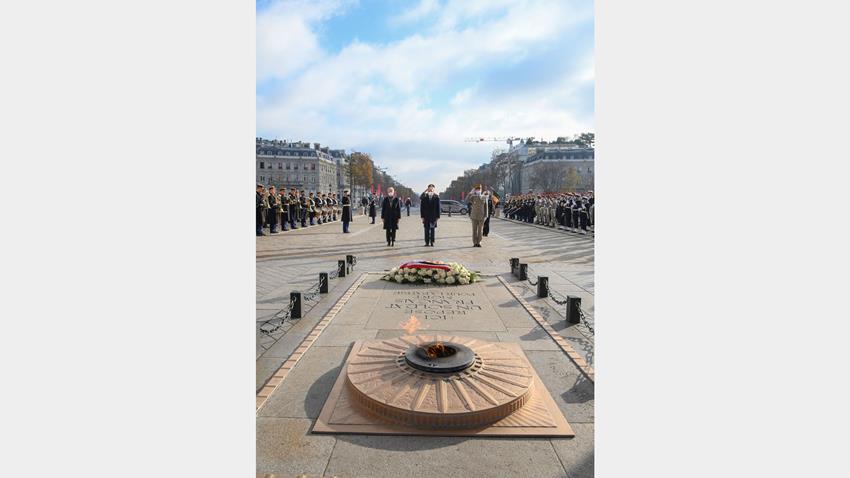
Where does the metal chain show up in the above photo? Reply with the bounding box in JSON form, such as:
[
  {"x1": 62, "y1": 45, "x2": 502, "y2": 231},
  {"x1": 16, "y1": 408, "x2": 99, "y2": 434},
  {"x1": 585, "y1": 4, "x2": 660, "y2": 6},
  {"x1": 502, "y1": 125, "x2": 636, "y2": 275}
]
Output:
[
  {"x1": 258, "y1": 297, "x2": 297, "y2": 335},
  {"x1": 577, "y1": 307, "x2": 595, "y2": 335}
]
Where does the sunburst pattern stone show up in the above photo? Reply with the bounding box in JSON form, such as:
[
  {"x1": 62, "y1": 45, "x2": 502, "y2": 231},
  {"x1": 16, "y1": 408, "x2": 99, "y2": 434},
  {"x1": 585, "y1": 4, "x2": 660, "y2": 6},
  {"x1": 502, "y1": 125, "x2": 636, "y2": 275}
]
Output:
[{"x1": 345, "y1": 335, "x2": 534, "y2": 429}]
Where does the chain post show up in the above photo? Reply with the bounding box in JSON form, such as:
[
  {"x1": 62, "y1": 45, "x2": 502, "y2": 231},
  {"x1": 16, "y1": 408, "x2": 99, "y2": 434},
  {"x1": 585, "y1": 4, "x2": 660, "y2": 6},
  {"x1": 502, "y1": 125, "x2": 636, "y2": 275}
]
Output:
[
  {"x1": 566, "y1": 296, "x2": 581, "y2": 324},
  {"x1": 518, "y1": 263, "x2": 528, "y2": 281},
  {"x1": 290, "y1": 291, "x2": 302, "y2": 319},
  {"x1": 319, "y1": 272, "x2": 328, "y2": 293},
  {"x1": 338, "y1": 260, "x2": 347, "y2": 277},
  {"x1": 510, "y1": 258, "x2": 519, "y2": 276},
  {"x1": 537, "y1": 276, "x2": 549, "y2": 298}
]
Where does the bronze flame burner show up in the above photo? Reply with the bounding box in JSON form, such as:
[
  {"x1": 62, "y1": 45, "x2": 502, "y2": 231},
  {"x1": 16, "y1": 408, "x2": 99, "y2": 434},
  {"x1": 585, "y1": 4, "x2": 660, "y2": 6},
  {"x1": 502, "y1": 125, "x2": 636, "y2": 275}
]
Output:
[{"x1": 403, "y1": 341, "x2": 475, "y2": 373}]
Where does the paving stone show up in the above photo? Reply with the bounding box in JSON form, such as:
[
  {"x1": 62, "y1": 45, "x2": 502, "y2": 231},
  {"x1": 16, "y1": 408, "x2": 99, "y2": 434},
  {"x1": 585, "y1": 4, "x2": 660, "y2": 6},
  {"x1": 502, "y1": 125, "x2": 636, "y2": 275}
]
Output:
[
  {"x1": 496, "y1": 326, "x2": 562, "y2": 350},
  {"x1": 256, "y1": 418, "x2": 336, "y2": 477},
  {"x1": 325, "y1": 435, "x2": 567, "y2": 478},
  {"x1": 312, "y1": 325, "x2": 378, "y2": 347},
  {"x1": 551, "y1": 423, "x2": 594, "y2": 478},
  {"x1": 258, "y1": 346, "x2": 349, "y2": 419},
  {"x1": 525, "y1": 350, "x2": 595, "y2": 424},
  {"x1": 256, "y1": 357, "x2": 286, "y2": 392},
  {"x1": 263, "y1": 332, "x2": 308, "y2": 359}
]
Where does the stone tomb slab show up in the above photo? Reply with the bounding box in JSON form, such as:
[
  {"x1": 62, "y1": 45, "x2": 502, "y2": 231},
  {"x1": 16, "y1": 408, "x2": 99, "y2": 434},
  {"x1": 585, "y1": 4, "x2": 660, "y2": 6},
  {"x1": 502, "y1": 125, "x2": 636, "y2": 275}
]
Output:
[
  {"x1": 362, "y1": 281, "x2": 507, "y2": 332},
  {"x1": 313, "y1": 339, "x2": 574, "y2": 437}
]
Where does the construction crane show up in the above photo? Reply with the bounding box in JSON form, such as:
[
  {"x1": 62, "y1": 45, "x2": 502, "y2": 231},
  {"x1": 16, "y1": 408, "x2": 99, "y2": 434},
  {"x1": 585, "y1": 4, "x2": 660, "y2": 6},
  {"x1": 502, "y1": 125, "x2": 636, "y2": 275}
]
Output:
[{"x1": 463, "y1": 137, "x2": 526, "y2": 198}]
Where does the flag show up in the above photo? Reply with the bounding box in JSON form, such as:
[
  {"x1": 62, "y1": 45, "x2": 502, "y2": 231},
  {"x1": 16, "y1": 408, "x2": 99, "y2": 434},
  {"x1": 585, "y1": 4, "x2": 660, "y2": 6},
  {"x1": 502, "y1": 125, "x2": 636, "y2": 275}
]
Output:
[{"x1": 377, "y1": 184, "x2": 382, "y2": 197}]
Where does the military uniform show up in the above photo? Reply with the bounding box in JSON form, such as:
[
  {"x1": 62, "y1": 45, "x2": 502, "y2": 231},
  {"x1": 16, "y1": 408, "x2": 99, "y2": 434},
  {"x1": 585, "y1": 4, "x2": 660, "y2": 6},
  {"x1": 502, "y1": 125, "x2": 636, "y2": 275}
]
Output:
[{"x1": 299, "y1": 191, "x2": 308, "y2": 227}]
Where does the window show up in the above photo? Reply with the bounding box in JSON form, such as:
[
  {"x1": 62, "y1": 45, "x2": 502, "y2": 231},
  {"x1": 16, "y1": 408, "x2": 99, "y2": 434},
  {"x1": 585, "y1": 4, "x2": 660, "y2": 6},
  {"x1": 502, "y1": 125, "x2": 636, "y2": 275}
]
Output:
[
  {"x1": 294, "y1": 164, "x2": 298, "y2": 170},
  {"x1": 259, "y1": 162, "x2": 264, "y2": 169},
  {"x1": 286, "y1": 163, "x2": 290, "y2": 170},
  {"x1": 278, "y1": 163, "x2": 282, "y2": 169},
  {"x1": 311, "y1": 164, "x2": 316, "y2": 171}
]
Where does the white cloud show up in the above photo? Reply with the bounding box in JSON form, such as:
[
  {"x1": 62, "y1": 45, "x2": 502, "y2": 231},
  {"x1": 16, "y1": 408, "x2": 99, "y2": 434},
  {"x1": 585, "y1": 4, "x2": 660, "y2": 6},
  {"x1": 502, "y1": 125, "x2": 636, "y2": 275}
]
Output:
[
  {"x1": 389, "y1": 0, "x2": 440, "y2": 26},
  {"x1": 257, "y1": 0, "x2": 594, "y2": 193}
]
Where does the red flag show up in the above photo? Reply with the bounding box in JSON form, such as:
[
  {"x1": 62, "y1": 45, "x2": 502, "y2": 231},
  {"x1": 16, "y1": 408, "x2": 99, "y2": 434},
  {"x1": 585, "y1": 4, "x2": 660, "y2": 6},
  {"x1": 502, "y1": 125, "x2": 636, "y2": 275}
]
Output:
[
  {"x1": 377, "y1": 184, "x2": 382, "y2": 196},
  {"x1": 461, "y1": 191, "x2": 465, "y2": 200}
]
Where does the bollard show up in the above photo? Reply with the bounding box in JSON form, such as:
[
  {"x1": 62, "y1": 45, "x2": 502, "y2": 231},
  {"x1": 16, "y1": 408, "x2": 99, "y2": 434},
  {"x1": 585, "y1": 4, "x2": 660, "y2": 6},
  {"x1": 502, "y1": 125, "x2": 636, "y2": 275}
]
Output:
[
  {"x1": 290, "y1": 291, "x2": 302, "y2": 319},
  {"x1": 319, "y1": 272, "x2": 328, "y2": 293},
  {"x1": 518, "y1": 263, "x2": 528, "y2": 281},
  {"x1": 338, "y1": 260, "x2": 347, "y2": 277},
  {"x1": 510, "y1": 258, "x2": 519, "y2": 275},
  {"x1": 346, "y1": 254, "x2": 355, "y2": 270},
  {"x1": 537, "y1": 276, "x2": 549, "y2": 298},
  {"x1": 566, "y1": 296, "x2": 581, "y2": 324}
]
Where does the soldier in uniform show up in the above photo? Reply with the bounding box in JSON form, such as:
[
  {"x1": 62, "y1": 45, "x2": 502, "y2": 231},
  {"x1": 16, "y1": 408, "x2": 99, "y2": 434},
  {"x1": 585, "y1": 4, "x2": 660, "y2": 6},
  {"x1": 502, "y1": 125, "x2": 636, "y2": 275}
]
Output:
[
  {"x1": 368, "y1": 195, "x2": 377, "y2": 224},
  {"x1": 256, "y1": 184, "x2": 266, "y2": 236},
  {"x1": 279, "y1": 187, "x2": 289, "y2": 231},
  {"x1": 288, "y1": 188, "x2": 299, "y2": 229},
  {"x1": 482, "y1": 190, "x2": 494, "y2": 237},
  {"x1": 299, "y1": 190, "x2": 308, "y2": 228},
  {"x1": 578, "y1": 197, "x2": 589, "y2": 234},
  {"x1": 267, "y1": 185, "x2": 281, "y2": 234},
  {"x1": 316, "y1": 192, "x2": 328, "y2": 224},
  {"x1": 341, "y1": 190, "x2": 352, "y2": 233},
  {"x1": 330, "y1": 193, "x2": 338, "y2": 222},
  {"x1": 307, "y1": 192, "x2": 316, "y2": 226}
]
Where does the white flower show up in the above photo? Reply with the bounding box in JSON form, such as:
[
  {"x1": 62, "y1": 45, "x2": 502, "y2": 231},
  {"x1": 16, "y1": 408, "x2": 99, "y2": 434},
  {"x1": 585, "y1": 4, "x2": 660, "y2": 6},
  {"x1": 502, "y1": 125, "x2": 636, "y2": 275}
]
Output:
[
  {"x1": 394, "y1": 274, "x2": 403, "y2": 283},
  {"x1": 390, "y1": 267, "x2": 399, "y2": 274},
  {"x1": 458, "y1": 277, "x2": 470, "y2": 285},
  {"x1": 436, "y1": 278, "x2": 446, "y2": 284},
  {"x1": 405, "y1": 274, "x2": 416, "y2": 282},
  {"x1": 423, "y1": 278, "x2": 432, "y2": 284},
  {"x1": 446, "y1": 276, "x2": 456, "y2": 284},
  {"x1": 418, "y1": 268, "x2": 428, "y2": 276}
]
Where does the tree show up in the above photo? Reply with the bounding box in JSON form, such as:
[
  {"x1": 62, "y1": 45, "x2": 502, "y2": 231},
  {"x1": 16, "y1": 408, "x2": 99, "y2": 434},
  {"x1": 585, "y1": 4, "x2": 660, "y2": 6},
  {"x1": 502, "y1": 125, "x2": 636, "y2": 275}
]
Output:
[
  {"x1": 575, "y1": 132, "x2": 595, "y2": 148},
  {"x1": 564, "y1": 166, "x2": 582, "y2": 191},
  {"x1": 348, "y1": 152, "x2": 373, "y2": 193},
  {"x1": 530, "y1": 162, "x2": 567, "y2": 192}
]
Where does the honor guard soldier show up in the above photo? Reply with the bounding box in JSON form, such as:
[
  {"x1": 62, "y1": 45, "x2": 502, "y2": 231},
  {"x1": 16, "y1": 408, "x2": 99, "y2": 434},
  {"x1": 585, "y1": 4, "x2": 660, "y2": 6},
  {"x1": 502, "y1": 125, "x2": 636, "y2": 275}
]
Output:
[
  {"x1": 341, "y1": 190, "x2": 352, "y2": 233},
  {"x1": 280, "y1": 187, "x2": 289, "y2": 231},
  {"x1": 268, "y1": 185, "x2": 281, "y2": 234},
  {"x1": 256, "y1": 184, "x2": 267, "y2": 236},
  {"x1": 299, "y1": 190, "x2": 308, "y2": 227},
  {"x1": 288, "y1": 188, "x2": 299, "y2": 229},
  {"x1": 307, "y1": 192, "x2": 316, "y2": 226}
]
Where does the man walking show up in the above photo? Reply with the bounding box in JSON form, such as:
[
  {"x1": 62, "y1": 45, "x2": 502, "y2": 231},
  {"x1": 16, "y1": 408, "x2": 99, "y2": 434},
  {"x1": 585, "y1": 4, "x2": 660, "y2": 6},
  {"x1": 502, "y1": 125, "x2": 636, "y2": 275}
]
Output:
[
  {"x1": 468, "y1": 184, "x2": 487, "y2": 247},
  {"x1": 420, "y1": 184, "x2": 440, "y2": 247},
  {"x1": 404, "y1": 196, "x2": 411, "y2": 216},
  {"x1": 482, "y1": 189, "x2": 494, "y2": 237}
]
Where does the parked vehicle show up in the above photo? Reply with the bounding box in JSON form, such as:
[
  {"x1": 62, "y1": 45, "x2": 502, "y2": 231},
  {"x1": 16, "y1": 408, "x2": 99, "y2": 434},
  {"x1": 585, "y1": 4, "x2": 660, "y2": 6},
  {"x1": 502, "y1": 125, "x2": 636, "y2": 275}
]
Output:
[{"x1": 440, "y1": 200, "x2": 467, "y2": 215}]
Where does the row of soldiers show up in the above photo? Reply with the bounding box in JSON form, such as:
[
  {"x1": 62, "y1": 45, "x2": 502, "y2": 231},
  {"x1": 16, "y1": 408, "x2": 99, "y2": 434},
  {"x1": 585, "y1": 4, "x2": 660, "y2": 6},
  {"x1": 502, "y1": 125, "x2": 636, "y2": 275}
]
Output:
[
  {"x1": 503, "y1": 193, "x2": 594, "y2": 234},
  {"x1": 256, "y1": 184, "x2": 345, "y2": 235}
]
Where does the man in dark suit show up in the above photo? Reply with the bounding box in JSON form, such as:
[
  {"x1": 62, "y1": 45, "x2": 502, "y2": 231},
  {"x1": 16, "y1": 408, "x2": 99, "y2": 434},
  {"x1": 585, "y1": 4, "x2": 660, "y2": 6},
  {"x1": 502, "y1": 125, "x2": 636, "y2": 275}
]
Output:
[{"x1": 419, "y1": 183, "x2": 440, "y2": 247}]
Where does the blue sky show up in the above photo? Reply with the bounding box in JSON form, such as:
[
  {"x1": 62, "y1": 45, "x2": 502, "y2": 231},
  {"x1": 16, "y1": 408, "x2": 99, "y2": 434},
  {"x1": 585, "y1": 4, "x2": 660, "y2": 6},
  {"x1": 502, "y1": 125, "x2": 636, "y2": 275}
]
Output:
[{"x1": 257, "y1": 0, "x2": 594, "y2": 193}]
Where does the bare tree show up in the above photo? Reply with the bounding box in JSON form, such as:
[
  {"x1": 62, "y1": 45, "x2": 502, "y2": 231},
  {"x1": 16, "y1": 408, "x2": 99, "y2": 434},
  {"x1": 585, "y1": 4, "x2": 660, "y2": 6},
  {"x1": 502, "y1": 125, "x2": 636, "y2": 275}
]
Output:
[{"x1": 530, "y1": 162, "x2": 567, "y2": 192}]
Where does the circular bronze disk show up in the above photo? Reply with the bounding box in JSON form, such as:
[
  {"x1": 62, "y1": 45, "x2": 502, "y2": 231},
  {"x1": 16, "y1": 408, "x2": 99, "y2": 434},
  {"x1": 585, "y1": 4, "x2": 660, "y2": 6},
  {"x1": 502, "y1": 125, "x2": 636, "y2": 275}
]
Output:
[{"x1": 345, "y1": 335, "x2": 534, "y2": 429}]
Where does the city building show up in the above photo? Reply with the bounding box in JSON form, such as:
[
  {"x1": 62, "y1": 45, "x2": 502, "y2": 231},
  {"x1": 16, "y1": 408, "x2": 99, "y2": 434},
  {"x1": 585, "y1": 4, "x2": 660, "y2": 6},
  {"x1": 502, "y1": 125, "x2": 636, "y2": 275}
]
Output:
[
  {"x1": 520, "y1": 146, "x2": 594, "y2": 193},
  {"x1": 256, "y1": 138, "x2": 345, "y2": 194}
]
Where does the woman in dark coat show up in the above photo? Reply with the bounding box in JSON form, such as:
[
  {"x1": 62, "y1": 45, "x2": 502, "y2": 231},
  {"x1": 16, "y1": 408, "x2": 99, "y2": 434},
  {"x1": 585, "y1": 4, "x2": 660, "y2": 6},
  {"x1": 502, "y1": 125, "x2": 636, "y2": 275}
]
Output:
[
  {"x1": 381, "y1": 187, "x2": 402, "y2": 246},
  {"x1": 368, "y1": 196, "x2": 377, "y2": 224}
]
